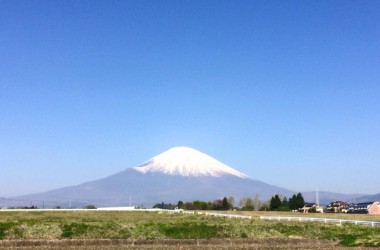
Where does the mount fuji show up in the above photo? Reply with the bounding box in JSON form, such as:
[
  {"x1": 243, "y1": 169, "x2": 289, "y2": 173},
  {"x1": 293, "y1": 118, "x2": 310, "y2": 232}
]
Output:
[
  {"x1": 133, "y1": 147, "x2": 249, "y2": 178},
  {"x1": 7, "y1": 147, "x2": 294, "y2": 207}
]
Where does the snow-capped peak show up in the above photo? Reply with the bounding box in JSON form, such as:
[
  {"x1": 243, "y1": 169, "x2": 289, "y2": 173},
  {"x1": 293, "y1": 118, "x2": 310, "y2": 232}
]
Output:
[{"x1": 133, "y1": 146, "x2": 249, "y2": 179}]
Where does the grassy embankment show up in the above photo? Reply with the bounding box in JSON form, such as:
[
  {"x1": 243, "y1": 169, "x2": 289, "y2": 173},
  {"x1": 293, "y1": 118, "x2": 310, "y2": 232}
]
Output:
[{"x1": 0, "y1": 210, "x2": 379, "y2": 247}]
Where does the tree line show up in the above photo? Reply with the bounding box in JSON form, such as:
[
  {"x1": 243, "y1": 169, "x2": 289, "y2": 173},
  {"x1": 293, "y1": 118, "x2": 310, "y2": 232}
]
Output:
[
  {"x1": 269, "y1": 193, "x2": 305, "y2": 211},
  {"x1": 153, "y1": 197, "x2": 234, "y2": 211},
  {"x1": 153, "y1": 193, "x2": 305, "y2": 211}
]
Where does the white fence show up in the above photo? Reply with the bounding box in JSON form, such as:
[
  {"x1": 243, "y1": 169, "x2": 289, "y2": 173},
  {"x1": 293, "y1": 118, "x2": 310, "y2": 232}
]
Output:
[
  {"x1": 161, "y1": 209, "x2": 195, "y2": 214},
  {"x1": 0, "y1": 208, "x2": 93, "y2": 212},
  {"x1": 162, "y1": 209, "x2": 251, "y2": 218},
  {"x1": 260, "y1": 216, "x2": 380, "y2": 227},
  {"x1": 205, "y1": 212, "x2": 251, "y2": 219}
]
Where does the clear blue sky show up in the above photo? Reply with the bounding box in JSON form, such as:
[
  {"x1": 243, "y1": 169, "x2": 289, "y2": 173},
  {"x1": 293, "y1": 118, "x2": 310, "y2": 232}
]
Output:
[{"x1": 1, "y1": 0, "x2": 379, "y2": 197}]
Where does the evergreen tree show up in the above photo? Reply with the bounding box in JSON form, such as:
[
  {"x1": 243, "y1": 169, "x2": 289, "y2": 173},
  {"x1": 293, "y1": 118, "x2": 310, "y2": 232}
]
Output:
[
  {"x1": 289, "y1": 194, "x2": 297, "y2": 210},
  {"x1": 222, "y1": 197, "x2": 230, "y2": 210},
  {"x1": 296, "y1": 193, "x2": 305, "y2": 209},
  {"x1": 177, "y1": 201, "x2": 184, "y2": 209},
  {"x1": 270, "y1": 194, "x2": 282, "y2": 210},
  {"x1": 282, "y1": 197, "x2": 289, "y2": 210}
]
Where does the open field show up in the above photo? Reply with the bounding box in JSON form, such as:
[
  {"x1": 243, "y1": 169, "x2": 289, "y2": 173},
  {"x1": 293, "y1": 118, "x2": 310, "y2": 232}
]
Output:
[{"x1": 1, "y1": 210, "x2": 380, "y2": 249}]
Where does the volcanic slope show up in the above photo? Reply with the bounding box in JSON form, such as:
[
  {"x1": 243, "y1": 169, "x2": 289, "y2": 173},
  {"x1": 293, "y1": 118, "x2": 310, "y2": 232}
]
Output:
[{"x1": 11, "y1": 147, "x2": 294, "y2": 207}]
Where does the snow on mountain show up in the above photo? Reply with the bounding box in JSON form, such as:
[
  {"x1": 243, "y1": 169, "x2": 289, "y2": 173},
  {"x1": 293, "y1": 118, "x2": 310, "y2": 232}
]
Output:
[{"x1": 133, "y1": 146, "x2": 249, "y2": 179}]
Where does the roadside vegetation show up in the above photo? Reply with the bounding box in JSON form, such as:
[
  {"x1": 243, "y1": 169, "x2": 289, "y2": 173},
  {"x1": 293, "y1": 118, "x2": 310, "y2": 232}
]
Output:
[
  {"x1": 153, "y1": 193, "x2": 306, "y2": 212},
  {"x1": 0, "y1": 210, "x2": 379, "y2": 247}
]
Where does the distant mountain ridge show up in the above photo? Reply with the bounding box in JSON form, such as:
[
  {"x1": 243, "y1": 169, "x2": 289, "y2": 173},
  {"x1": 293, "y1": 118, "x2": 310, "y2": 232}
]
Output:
[
  {"x1": 303, "y1": 191, "x2": 367, "y2": 206},
  {"x1": 353, "y1": 193, "x2": 380, "y2": 203},
  {"x1": 3, "y1": 147, "x2": 292, "y2": 207},
  {"x1": 1, "y1": 147, "x2": 376, "y2": 208}
]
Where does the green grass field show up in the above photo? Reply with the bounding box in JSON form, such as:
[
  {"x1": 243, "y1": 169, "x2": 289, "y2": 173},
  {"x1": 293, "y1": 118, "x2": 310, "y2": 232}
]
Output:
[{"x1": 0, "y1": 210, "x2": 379, "y2": 248}]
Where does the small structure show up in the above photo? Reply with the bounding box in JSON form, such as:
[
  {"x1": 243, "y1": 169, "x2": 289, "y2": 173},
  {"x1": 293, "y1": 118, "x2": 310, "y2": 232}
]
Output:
[
  {"x1": 348, "y1": 202, "x2": 380, "y2": 214},
  {"x1": 299, "y1": 203, "x2": 323, "y2": 213},
  {"x1": 327, "y1": 201, "x2": 349, "y2": 213},
  {"x1": 316, "y1": 206, "x2": 324, "y2": 213},
  {"x1": 368, "y1": 202, "x2": 380, "y2": 214}
]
